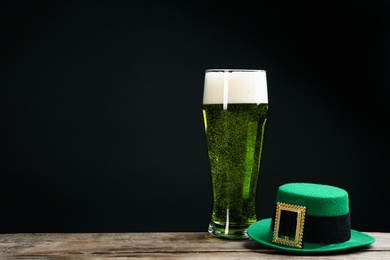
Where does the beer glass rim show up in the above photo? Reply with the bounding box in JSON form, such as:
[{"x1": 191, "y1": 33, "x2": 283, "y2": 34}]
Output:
[{"x1": 205, "y1": 69, "x2": 266, "y2": 73}]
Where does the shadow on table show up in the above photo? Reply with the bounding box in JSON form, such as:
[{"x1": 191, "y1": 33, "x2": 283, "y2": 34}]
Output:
[{"x1": 243, "y1": 240, "x2": 375, "y2": 256}]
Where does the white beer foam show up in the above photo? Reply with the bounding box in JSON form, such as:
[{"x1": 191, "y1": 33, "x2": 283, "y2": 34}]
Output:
[{"x1": 203, "y1": 70, "x2": 268, "y2": 106}]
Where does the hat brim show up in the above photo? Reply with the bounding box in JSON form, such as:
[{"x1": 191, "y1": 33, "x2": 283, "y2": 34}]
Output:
[{"x1": 247, "y1": 218, "x2": 375, "y2": 253}]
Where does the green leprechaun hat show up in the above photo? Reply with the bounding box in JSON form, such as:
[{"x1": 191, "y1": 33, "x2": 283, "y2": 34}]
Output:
[{"x1": 247, "y1": 183, "x2": 375, "y2": 253}]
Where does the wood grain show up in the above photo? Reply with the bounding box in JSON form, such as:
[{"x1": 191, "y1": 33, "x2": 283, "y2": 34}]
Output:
[{"x1": 0, "y1": 232, "x2": 387, "y2": 259}]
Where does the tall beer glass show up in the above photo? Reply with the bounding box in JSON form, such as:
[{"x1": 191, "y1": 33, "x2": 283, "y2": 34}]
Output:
[{"x1": 203, "y1": 69, "x2": 268, "y2": 239}]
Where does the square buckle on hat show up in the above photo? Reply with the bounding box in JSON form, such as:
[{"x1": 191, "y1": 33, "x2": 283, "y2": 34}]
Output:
[{"x1": 273, "y1": 202, "x2": 306, "y2": 248}]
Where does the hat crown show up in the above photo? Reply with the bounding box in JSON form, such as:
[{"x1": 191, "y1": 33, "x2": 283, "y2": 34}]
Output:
[{"x1": 276, "y1": 183, "x2": 349, "y2": 216}]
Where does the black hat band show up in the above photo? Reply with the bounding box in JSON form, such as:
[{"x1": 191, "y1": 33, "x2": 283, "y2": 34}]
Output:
[{"x1": 271, "y1": 204, "x2": 351, "y2": 244}]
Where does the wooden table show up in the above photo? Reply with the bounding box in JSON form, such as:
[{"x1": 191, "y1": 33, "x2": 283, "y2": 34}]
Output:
[{"x1": 0, "y1": 232, "x2": 387, "y2": 259}]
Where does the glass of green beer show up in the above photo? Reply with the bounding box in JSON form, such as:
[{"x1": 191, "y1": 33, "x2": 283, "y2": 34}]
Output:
[{"x1": 202, "y1": 69, "x2": 268, "y2": 239}]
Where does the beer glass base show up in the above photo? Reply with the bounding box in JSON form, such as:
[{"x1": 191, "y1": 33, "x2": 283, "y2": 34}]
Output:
[{"x1": 208, "y1": 221, "x2": 250, "y2": 240}]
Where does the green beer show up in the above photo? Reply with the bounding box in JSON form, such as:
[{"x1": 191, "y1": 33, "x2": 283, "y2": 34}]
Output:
[{"x1": 203, "y1": 69, "x2": 268, "y2": 239}]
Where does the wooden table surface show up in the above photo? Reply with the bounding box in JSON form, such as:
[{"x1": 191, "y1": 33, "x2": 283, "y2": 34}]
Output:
[{"x1": 0, "y1": 232, "x2": 387, "y2": 259}]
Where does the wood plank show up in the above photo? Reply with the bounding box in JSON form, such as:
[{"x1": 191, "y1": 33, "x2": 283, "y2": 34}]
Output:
[
  {"x1": 0, "y1": 232, "x2": 387, "y2": 259},
  {"x1": 4, "y1": 251, "x2": 390, "y2": 260}
]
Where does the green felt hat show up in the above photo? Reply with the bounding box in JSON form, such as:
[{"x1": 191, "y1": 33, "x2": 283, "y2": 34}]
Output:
[{"x1": 247, "y1": 183, "x2": 375, "y2": 253}]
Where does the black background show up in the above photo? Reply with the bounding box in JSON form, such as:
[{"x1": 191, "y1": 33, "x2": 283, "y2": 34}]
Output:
[{"x1": 1, "y1": 0, "x2": 389, "y2": 233}]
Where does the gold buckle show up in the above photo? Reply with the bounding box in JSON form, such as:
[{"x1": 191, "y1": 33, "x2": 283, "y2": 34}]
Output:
[{"x1": 273, "y1": 202, "x2": 306, "y2": 248}]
